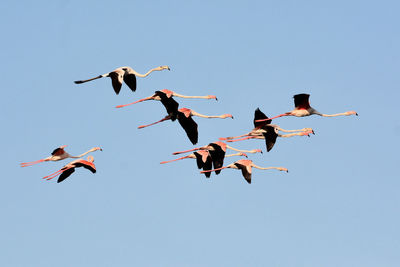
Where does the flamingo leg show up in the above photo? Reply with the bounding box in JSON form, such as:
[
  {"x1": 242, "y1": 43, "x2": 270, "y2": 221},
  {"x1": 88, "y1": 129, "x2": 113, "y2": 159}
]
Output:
[
  {"x1": 226, "y1": 136, "x2": 258, "y2": 143},
  {"x1": 255, "y1": 113, "x2": 289, "y2": 123},
  {"x1": 115, "y1": 96, "x2": 153, "y2": 108},
  {"x1": 42, "y1": 169, "x2": 64, "y2": 180},
  {"x1": 138, "y1": 116, "x2": 171, "y2": 129},
  {"x1": 160, "y1": 155, "x2": 192, "y2": 164},
  {"x1": 200, "y1": 166, "x2": 229, "y2": 174},
  {"x1": 172, "y1": 147, "x2": 206, "y2": 155},
  {"x1": 219, "y1": 133, "x2": 250, "y2": 141},
  {"x1": 20, "y1": 159, "x2": 46, "y2": 167}
]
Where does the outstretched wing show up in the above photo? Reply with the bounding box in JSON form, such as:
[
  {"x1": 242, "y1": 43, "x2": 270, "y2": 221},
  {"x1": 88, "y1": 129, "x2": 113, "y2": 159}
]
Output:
[
  {"x1": 202, "y1": 154, "x2": 213, "y2": 178},
  {"x1": 293, "y1": 94, "x2": 311, "y2": 109},
  {"x1": 155, "y1": 91, "x2": 179, "y2": 121},
  {"x1": 262, "y1": 125, "x2": 278, "y2": 152},
  {"x1": 109, "y1": 72, "x2": 123, "y2": 95},
  {"x1": 123, "y1": 73, "x2": 137, "y2": 92},
  {"x1": 208, "y1": 143, "x2": 226, "y2": 175},
  {"x1": 74, "y1": 160, "x2": 96, "y2": 173},
  {"x1": 254, "y1": 108, "x2": 271, "y2": 128},
  {"x1": 51, "y1": 147, "x2": 65, "y2": 156},
  {"x1": 177, "y1": 113, "x2": 198, "y2": 145},
  {"x1": 57, "y1": 168, "x2": 75, "y2": 183},
  {"x1": 194, "y1": 152, "x2": 205, "y2": 169},
  {"x1": 234, "y1": 163, "x2": 252, "y2": 184}
]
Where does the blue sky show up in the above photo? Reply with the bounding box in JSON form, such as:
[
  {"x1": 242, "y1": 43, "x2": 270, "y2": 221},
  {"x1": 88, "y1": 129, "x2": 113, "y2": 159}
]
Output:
[{"x1": 1, "y1": 1, "x2": 399, "y2": 266}]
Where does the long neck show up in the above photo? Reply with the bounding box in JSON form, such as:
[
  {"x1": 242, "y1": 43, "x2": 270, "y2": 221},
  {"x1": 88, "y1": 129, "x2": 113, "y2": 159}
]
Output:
[
  {"x1": 131, "y1": 67, "x2": 160, "y2": 77},
  {"x1": 252, "y1": 164, "x2": 288, "y2": 172},
  {"x1": 172, "y1": 92, "x2": 216, "y2": 100},
  {"x1": 70, "y1": 149, "x2": 95, "y2": 159},
  {"x1": 191, "y1": 110, "x2": 231, "y2": 119},
  {"x1": 275, "y1": 126, "x2": 311, "y2": 133},
  {"x1": 321, "y1": 111, "x2": 356, "y2": 117},
  {"x1": 160, "y1": 154, "x2": 194, "y2": 164},
  {"x1": 226, "y1": 145, "x2": 260, "y2": 154},
  {"x1": 225, "y1": 152, "x2": 247, "y2": 158},
  {"x1": 116, "y1": 96, "x2": 153, "y2": 108}
]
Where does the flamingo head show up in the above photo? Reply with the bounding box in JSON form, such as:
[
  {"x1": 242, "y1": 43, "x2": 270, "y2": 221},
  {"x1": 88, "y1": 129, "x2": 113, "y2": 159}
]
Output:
[
  {"x1": 94, "y1": 147, "x2": 103, "y2": 151},
  {"x1": 346, "y1": 111, "x2": 358, "y2": 116},
  {"x1": 278, "y1": 167, "x2": 288, "y2": 172},
  {"x1": 207, "y1": 95, "x2": 218, "y2": 101},
  {"x1": 222, "y1": 114, "x2": 234, "y2": 119},
  {"x1": 60, "y1": 145, "x2": 67, "y2": 149},
  {"x1": 252, "y1": 149, "x2": 263, "y2": 154},
  {"x1": 158, "y1": 65, "x2": 170, "y2": 71}
]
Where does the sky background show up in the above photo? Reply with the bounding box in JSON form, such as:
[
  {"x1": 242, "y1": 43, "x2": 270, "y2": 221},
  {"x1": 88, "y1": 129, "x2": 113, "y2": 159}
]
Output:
[{"x1": 1, "y1": 0, "x2": 399, "y2": 266}]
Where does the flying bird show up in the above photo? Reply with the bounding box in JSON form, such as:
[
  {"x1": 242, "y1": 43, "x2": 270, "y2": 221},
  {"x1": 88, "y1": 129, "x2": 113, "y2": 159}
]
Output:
[
  {"x1": 160, "y1": 150, "x2": 248, "y2": 178},
  {"x1": 116, "y1": 89, "x2": 217, "y2": 108},
  {"x1": 20, "y1": 146, "x2": 102, "y2": 167},
  {"x1": 74, "y1": 65, "x2": 170, "y2": 95},
  {"x1": 221, "y1": 108, "x2": 314, "y2": 151},
  {"x1": 172, "y1": 141, "x2": 262, "y2": 174},
  {"x1": 42, "y1": 156, "x2": 96, "y2": 183},
  {"x1": 200, "y1": 159, "x2": 288, "y2": 184},
  {"x1": 256, "y1": 94, "x2": 358, "y2": 123},
  {"x1": 138, "y1": 108, "x2": 233, "y2": 145}
]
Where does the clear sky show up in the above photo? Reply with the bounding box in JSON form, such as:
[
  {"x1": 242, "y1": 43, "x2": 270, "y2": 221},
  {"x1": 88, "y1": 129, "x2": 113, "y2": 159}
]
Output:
[{"x1": 1, "y1": 1, "x2": 399, "y2": 266}]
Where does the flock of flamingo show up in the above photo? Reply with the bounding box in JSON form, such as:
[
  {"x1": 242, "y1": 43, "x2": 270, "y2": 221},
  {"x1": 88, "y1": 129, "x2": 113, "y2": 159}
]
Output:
[{"x1": 21, "y1": 65, "x2": 358, "y2": 184}]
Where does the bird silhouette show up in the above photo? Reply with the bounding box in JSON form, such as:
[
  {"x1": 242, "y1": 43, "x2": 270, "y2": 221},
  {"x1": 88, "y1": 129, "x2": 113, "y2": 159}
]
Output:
[{"x1": 74, "y1": 65, "x2": 170, "y2": 94}]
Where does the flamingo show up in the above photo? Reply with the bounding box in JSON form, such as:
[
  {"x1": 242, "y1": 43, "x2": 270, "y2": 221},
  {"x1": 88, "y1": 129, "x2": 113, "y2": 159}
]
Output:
[
  {"x1": 160, "y1": 150, "x2": 248, "y2": 178},
  {"x1": 116, "y1": 89, "x2": 217, "y2": 108},
  {"x1": 20, "y1": 146, "x2": 102, "y2": 167},
  {"x1": 74, "y1": 65, "x2": 170, "y2": 95},
  {"x1": 221, "y1": 108, "x2": 314, "y2": 151},
  {"x1": 200, "y1": 159, "x2": 288, "y2": 184},
  {"x1": 138, "y1": 108, "x2": 233, "y2": 145},
  {"x1": 171, "y1": 141, "x2": 262, "y2": 174},
  {"x1": 256, "y1": 94, "x2": 358, "y2": 123},
  {"x1": 42, "y1": 156, "x2": 96, "y2": 183}
]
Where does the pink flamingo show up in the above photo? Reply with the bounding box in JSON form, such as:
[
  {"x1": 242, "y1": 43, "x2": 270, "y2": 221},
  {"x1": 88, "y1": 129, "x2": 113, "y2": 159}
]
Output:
[
  {"x1": 200, "y1": 159, "x2": 288, "y2": 184},
  {"x1": 74, "y1": 65, "x2": 170, "y2": 95},
  {"x1": 20, "y1": 146, "x2": 102, "y2": 167},
  {"x1": 42, "y1": 156, "x2": 96, "y2": 183},
  {"x1": 220, "y1": 108, "x2": 313, "y2": 151},
  {"x1": 138, "y1": 108, "x2": 233, "y2": 145},
  {"x1": 172, "y1": 141, "x2": 262, "y2": 174},
  {"x1": 160, "y1": 150, "x2": 248, "y2": 178},
  {"x1": 256, "y1": 94, "x2": 358, "y2": 123},
  {"x1": 116, "y1": 89, "x2": 217, "y2": 108}
]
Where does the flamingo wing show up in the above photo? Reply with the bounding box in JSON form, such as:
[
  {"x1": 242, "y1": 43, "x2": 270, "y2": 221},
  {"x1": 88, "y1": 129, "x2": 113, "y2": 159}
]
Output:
[
  {"x1": 254, "y1": 108, "x2": 271, "y2": 128},
  {"x1": 123, "y1": 73, "x2": 137, "y2": 92},
  {"x1": 51, "y1": 147, "x2": 65, "y2": 156},
  {"x1": 202, "y1": 154, "x2": 213, "y2": 178},
  {"x1": 57, "y1": 168, "x2": 75, "y2": 183},
  {"x1": 156, "y1": 91, "x2": 179, "y2": 121},
  {"x1": 262, "y1": 125, "x2": 278, "y2": 152},
  {"x1": 177, "y1": 113, "x2": 198, "y2": 145},
  {"x1": 108, "y1": 71, "x2": 123, "y2": 94},
  {"x1": 234, "y1": 163, "x2": 252, "y2": 184},
  {"x1": 75, "y1": 160, "x2": 96, "y2": 173},
  {"x1": 208, "y1": 143, "x2": 226, "y2": 175},
  {"x1": 194, "y1": 152, "x2": 205, "y2": 169},
  {"x1": 293, "y1": 94, "x2": 311, "y2": 109}
]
